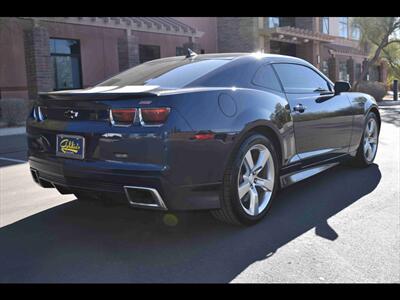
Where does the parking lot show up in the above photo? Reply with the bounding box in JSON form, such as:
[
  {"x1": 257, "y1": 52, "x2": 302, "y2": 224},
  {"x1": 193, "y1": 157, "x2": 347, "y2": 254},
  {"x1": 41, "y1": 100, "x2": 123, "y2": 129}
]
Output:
[{"x1": 0, "y1": 106, "x2": 399, "y2": 283}]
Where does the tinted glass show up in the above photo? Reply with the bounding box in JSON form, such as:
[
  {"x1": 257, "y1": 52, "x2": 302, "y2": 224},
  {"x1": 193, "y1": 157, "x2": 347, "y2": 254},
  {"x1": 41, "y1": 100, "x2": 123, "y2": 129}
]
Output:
[
  {"x1": 98, "y1": 58, "x2": 230, "y2": 89},
  {"x1": 273, "y1": 63, "x2": 330, "y2": 93},
  {"x1": 176, "y1": 47, "x2": 185, "y2": 56},
  {"x1": 50, "y1": 39, "x2": 80, "y2": 55},
  {"x1": 139, "y1": 45, "x2": 161, "y2": 63},
  {"x1": 49, "y1": 38, "x2": 82, "y2": 90},
  {"x1": 52, "y1": 56, "x2": 81, "y2": 90},
  {"x1": 252, "y1": 64, "x2": 282, "y2": 91}
]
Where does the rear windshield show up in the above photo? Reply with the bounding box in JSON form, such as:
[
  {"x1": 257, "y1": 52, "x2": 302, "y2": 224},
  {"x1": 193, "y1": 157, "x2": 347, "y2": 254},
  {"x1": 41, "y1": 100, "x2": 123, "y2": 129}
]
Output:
[{"x1": 97, "y1": 57, "x2": 230, "y2": 89}]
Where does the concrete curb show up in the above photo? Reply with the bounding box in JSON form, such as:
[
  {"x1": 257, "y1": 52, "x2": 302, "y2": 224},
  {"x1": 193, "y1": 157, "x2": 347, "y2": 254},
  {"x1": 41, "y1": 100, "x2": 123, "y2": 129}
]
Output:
[
  {"x1": 377, "y1": 101, "x2": 400, "y2": 107},
  {"x1": 0, "y1": 126, "x2": 26, "y2": 137}
]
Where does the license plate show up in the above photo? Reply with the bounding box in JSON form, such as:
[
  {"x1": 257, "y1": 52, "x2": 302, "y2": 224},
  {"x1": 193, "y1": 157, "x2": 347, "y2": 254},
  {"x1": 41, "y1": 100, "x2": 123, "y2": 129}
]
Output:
[{"x1": 56, "y1": 134, "x2": 85, "y2": 159}]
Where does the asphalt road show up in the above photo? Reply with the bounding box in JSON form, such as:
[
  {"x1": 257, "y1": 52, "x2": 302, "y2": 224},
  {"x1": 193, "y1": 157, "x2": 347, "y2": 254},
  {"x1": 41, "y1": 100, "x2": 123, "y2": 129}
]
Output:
[{"x1": 0, "y1": 106, "x2": 399, "y2": 283}]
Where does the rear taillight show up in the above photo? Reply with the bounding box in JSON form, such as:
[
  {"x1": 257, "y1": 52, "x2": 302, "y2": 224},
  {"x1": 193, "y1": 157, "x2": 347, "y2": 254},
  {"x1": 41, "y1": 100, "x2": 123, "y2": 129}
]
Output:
[
  {"x1": 140, "y1": 107, "x2": 170, "y2": 126},
  {"x1": 110, "y1": 108, "x2": 136, "y2": 126},
  {"x1": 32, "y1": 106, "x2": 46, "y2": 121},
  {"x1": 109, "y1": 107, "x2": 170, "y2": 127}
]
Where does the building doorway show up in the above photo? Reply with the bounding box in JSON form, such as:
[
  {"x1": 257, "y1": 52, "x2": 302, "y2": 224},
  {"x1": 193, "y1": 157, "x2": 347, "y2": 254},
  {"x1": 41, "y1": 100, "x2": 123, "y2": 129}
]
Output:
[{"x1": 270, "y1": 41, "x2": 296, "y2": 56}]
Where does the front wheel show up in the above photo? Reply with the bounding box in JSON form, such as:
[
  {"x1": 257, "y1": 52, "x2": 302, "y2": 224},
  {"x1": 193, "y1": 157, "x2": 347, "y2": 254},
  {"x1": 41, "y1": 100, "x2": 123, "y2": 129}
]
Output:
[
  {"x1": 211, "y1": 133, "x2": 279, "y2": 226},
  {"x1": 351, "y1": 112, "x2": 380, "y2": 167}
]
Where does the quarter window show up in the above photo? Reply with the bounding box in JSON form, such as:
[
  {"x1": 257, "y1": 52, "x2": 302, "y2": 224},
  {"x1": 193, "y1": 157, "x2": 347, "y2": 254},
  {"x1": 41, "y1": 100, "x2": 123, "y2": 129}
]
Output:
[
  {"x1": 252, "y1": 64, "x2": 282, "y2": 91},
  {"x1": 273, "y1": 63, "x2": 331, "y2": 93},
  {"x1": 49, "y1": 38, "x2": 82, "y2": 90}
]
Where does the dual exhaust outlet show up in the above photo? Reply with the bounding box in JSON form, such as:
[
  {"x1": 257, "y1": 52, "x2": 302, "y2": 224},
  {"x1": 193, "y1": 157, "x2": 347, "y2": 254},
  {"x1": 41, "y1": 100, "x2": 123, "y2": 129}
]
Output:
[{"x1": 30, "y1": 168, "x2": 167, "y2": 210}]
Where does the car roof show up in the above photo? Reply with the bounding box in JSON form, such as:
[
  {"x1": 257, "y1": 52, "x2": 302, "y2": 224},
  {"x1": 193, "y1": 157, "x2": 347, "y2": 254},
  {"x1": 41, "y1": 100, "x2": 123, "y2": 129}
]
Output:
[{"x1": 191, "y1": 52, "x2": 308, "y2": 63}]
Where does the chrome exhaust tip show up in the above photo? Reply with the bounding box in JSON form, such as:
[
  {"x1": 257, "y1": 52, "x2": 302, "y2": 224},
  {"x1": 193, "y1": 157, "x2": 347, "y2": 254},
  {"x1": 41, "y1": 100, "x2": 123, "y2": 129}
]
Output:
[{"x1": 124, "y1": 186, "x2": 167, "y2": 210}]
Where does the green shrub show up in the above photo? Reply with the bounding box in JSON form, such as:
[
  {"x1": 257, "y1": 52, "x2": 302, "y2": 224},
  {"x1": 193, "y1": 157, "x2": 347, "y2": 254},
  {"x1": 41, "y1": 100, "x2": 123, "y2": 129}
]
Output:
[
  {"x1": 354, "y1": 81, "x2": 387, "y2": 101},
  {"x1": 0, "y1": 98, "x2": 31, "y2": 127}
]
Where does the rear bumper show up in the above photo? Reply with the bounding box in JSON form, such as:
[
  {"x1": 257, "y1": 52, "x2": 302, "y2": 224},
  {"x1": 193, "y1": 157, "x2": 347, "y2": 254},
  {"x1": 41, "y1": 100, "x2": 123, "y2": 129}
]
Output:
[{"x1": 28, "y1": 155, "x2": 221, "y2": 211}]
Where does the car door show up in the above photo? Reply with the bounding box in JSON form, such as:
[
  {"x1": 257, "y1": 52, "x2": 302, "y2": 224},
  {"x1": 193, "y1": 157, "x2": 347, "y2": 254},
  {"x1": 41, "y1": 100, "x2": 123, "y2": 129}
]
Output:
[{"x1": 272, "y1": 63, "x2": 353, "y2": 165}]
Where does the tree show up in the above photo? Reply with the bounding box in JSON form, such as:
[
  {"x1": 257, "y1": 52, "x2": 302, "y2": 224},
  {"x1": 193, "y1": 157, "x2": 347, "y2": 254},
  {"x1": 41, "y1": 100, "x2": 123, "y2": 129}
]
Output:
[
  {"x1": 352, "y1": 17, "x2": 400, "y2": 90},
  {"x1": 382, "y1": 43, "x2": 400, "y2": 86}
]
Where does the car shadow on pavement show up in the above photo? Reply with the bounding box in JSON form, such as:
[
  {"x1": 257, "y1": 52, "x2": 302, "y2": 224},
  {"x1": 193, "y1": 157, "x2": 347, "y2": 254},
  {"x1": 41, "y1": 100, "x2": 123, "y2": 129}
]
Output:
[{"x1": 0, "y1": 164, "x2": 381, "y2": 283}]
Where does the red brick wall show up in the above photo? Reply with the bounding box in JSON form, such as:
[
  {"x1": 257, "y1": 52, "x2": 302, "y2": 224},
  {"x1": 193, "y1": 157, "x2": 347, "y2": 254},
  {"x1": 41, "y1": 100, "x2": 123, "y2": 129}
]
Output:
[
  {"x1": 0, "y1": 18, "x2": 29, "y2": 99},
  {"x1": 174, "y1": 17, "x2": 218, "y2": 53},
  {"x1": 132, "y1": 30, "x2": 189, "y2": 58},
  {"x1": 43, "y1": 21, "x2": 126, "y2": 87}
]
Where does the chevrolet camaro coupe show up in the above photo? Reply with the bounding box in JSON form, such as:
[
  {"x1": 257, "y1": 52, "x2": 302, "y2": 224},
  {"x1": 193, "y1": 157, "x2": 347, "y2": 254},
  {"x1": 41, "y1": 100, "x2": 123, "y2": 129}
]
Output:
[{"x1": 27, "y1": 52, "x2": 380, "y2": 225}]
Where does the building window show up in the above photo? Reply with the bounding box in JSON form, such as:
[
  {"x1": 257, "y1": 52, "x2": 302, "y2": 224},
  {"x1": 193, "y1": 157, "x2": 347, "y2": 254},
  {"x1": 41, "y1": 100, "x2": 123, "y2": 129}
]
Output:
[
  {"x1": 355, "y1": 63, "x2": 362, "y2": 80},
  {"x1": 339, "y1": 61, "x2": 348, "y2": 81},
  {"x1": 49, "y1": 38, "x2": 82, "y2": 90},
  {"x1": 320, "y1": 17, "x2": 329, "y2": 34},
  {"x1": 268, "y1": 17, "x2": 280, "y2": 28},
  {"x1": 176, "y1": 47, "x2": 185, "y2": 56},
  {"x1": 139, "y1": 45, "x2": 161, "y2": 63},
  {"x1": 351, "y1": 24, "x2": 361, "y2": 40},
  {"x1": 339, "y1": 17, "x2": 348, "y2": 38},
  {"x1": 321, "y1": 60, "x2": 329, "y2": 76}
]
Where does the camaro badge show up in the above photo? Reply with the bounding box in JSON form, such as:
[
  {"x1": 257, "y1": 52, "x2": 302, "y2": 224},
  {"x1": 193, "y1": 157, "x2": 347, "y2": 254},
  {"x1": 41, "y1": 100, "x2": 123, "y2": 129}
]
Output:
[{"x1": 60, "y1": 139, "x2": 81, "y2": 154}]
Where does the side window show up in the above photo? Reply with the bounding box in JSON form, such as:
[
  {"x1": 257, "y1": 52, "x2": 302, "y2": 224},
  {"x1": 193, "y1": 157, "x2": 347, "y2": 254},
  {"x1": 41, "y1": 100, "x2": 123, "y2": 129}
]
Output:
[
  {"x1": 273, "y1": 63, "x2": 331, "y2": 93},
  {"x1": 252, "y1": 64, "x2": 282, "y2": 92}
]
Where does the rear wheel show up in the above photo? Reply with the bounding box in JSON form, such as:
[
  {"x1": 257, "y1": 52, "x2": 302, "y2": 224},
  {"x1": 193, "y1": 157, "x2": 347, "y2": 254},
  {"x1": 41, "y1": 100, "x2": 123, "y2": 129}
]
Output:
[
  {"x1": 351, "y1": 112, "x2": 379, "y2": 167},
  {"x1": 211, "y1": 134, "x2": 279, "y2": 226}
]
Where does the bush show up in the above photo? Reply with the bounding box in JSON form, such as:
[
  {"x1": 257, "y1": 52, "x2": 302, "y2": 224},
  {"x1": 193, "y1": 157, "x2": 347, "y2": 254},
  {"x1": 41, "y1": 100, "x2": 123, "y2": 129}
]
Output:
[
  {"x1": 354, "y1": 81, "x2": 387, "y2": 101},
  {"x1": 0, "y1": 98, "x2": 31, "y2": 127}
]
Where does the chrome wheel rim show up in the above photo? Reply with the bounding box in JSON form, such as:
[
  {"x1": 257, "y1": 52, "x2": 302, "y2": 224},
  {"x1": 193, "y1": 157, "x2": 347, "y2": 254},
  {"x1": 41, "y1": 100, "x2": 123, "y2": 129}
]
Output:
[
  {"x1": 363, "y1": 118, "x2": 378, "y2": 162},
  {"x1": 237, "y1": 144, "x2": 275, "y2": 216}
]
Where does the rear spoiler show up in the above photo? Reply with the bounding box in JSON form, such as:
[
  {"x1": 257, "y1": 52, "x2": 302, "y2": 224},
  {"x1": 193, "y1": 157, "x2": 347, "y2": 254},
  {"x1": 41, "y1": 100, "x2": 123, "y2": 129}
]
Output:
[
  {"x1": 38, "y1": 86, "x2": 235, "y2": 102},
  {"x1": 38, "y1": 85, "x2": 162, "y2": 101}
]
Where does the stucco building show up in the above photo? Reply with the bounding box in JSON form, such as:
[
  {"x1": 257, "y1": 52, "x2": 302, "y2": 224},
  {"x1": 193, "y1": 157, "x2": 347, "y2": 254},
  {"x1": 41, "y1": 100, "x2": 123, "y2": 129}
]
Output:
[
  {"x1": 217, "y1": 17, "x2": 387, "y2": 85},
  {"x1": 0, "y1": 17, "x2": 387, "y2": 103},
  {"x1": 0, "y1": 17, "x2": 217, "y2": 101}
]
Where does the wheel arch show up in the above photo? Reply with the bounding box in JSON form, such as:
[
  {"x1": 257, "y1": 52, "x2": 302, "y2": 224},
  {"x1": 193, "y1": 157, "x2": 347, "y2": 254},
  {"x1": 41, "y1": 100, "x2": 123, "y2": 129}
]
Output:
[
  {"x1": 227, "y1": 122, "x2": 284, "y2": 171},
  {"x1": 367, "y1": 106, "x2": 381, "y2": 132}
]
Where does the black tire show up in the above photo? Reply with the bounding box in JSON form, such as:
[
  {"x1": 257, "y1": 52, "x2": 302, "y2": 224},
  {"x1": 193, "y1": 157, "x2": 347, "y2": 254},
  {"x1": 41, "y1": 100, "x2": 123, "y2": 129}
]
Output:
[
  {"x1": 351, "y1": 112, "x2": 380, "y2": 168},
  {"x1": 211, "y1": 133, "x2": 279, "y2": 226}
]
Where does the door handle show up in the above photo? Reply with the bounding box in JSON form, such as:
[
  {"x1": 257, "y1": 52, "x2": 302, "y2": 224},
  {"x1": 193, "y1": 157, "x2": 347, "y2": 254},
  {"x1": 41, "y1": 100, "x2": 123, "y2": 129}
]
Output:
[{"x1": 293, "y1": 104, "x2": 306, "y2": 113}]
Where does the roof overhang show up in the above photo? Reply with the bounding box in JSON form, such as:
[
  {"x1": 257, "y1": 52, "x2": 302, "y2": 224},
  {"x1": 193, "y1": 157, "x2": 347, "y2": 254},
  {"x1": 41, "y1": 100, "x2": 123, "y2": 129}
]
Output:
[
  {"x1": 261, "y1": 26, "x2": 335, "y2": 44},
  {"x1": 20, "y1": 17, "x2": 204, "y2": 38},
  {"x1": 325, "y1": 44, "x2": 368, "y2": 58}
]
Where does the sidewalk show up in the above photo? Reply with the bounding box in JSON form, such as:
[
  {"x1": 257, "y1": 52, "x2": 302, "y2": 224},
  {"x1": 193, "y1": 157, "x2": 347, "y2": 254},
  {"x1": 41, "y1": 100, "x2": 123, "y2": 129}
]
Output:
[
  {"x1": 0, "y1": 126, "x2": 26, "y2": 137},
  {"x1": 378, "y1": 94, "x2": 400, "y2": 107}
]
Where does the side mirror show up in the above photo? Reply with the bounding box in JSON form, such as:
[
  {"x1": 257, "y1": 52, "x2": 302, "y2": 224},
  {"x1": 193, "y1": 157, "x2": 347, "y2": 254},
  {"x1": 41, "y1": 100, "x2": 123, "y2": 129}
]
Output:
[{"x1": 334, "y1": 81, "x2": 351, "y2": 95}]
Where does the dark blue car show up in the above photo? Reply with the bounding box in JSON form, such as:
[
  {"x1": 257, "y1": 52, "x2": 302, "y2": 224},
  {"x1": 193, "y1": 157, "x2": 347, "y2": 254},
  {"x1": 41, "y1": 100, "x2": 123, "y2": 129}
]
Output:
[{"x1": 27, "y1": 52, "x2": 380, "y2": 225}]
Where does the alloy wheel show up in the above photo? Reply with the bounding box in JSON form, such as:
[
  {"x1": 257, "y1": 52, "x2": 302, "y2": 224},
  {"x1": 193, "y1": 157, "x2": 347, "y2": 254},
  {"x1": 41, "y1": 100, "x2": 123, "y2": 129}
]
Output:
[
  {"x1": 237, "y1": 144, "x2": 275, "y2": 216},
  {"x1": 363, "y1": 118, "x2": 378, "y2": 162}
]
